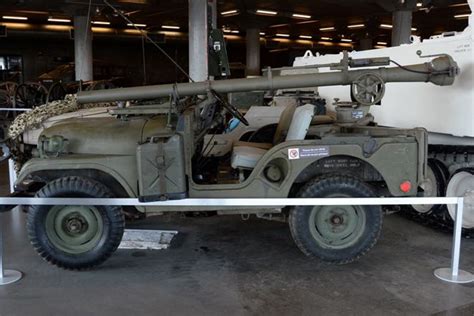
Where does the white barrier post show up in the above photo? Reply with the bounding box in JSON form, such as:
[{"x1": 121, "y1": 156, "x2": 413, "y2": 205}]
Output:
[
  {"x1": 8, "y1": 159, "x2": 16, "y2": 194},
  {"x1": 434, "y1": 197, "x2": 474, "y2": 283},
  {"x1": 0, "y1": 212, "x2": 22, "y2": 285}
]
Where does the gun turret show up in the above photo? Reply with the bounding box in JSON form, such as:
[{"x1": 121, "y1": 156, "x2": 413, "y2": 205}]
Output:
[{"x1": 77, "y1": 53, "x2": 459, "y2": 104}]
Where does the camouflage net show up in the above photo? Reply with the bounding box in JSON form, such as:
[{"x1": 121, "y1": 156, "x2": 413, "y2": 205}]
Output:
[
  {"x1": 7, "y1": 94, "x2": 115, "y2": 139},
  {"x1": 6, "y1": 94, "x2": 116, "y2": 173}
]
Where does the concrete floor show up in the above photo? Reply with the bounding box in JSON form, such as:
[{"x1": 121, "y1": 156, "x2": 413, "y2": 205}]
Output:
[{"x1": 1, "y1": 163, "x2": 474, "y2": 315}]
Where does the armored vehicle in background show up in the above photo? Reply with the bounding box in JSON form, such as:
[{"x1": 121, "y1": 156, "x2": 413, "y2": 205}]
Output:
[
  {"x1": 4, "y1": 53, "x2": 458, "y2": 270},
  {"x1": 292, "y1": 3, "x2": 474, "y2": 232}
]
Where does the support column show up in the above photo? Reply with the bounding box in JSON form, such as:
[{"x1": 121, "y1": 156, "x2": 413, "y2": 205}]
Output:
[
  {"x1": 245, "y1": 28, "x2": 260, "y2": 77},
  {"x1": 391, "y1": 10, "x2": 412, "y2": 46},
  {"x1": 188, "y1": 0, "x2": 209, "y2": 82},
  {"x1": 73, "y1": 15, "x2": 93, "y2": 81},
  {"x1": 359, "y1": 37, "x2": 373, "y2": 51},
  {"x1": 208, "y1": 0, "x2": 217, "y2": 29}
]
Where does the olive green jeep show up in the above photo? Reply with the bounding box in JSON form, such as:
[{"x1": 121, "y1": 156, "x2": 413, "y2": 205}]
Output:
[{"x1": 7, "y1": 53, "x2": 458, "y2": 269}]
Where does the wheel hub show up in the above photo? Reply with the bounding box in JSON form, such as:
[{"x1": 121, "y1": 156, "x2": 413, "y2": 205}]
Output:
[
  {"x1": 64, "y1": 214, "x2": 89, "y2": 235},
  {"x1": 330, "y1": 214, "x2": 343, "y2": 225},
  {"x1": 45, "y1": 205, "x2": 103, "y2": 254},
  {"x1": 310, "y1": 204, "x2": 366, "y2": 249}
]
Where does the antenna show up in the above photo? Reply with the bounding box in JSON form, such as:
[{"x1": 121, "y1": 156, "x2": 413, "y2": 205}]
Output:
[{"x1": 103, "y1": 0, "x2": 195, "y2": 82}]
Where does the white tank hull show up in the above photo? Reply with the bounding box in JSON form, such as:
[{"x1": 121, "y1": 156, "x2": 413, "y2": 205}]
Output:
[{"x1": 293, "y1": 9, "x2": 474, "y2": 143}]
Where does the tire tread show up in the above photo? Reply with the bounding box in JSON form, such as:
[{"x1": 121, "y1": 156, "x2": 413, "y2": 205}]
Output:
[
  {"x1": 26, "y1": 176, "x2": 125, "y2": 270},
  {"x1": 289, "y1": 174, "x2": 383, "y2": 264}
]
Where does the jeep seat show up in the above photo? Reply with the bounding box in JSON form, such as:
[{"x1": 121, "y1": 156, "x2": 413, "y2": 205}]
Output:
[{"x1": 231, "y1": 103, "x2": 315, "y2": 169}]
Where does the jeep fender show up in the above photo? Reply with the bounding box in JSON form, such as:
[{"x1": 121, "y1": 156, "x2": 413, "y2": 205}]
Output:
[{"x1": 16, "y1": 156, "x2": 139, "y2": 198}]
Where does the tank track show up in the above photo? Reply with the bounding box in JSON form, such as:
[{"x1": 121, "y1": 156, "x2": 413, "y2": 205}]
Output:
[
  {"x1": 400, "y1": 145, "x2": 474, "y2": 238},
  {"x1": 399, "y1": 205, "x2": 474, "y2": 238},
  {"x1": 429, "y1": 145, "x2": 474, "y2": 171}
]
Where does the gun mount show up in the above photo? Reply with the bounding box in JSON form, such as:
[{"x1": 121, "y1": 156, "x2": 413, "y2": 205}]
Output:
[{"x1": 77, "y1": 53, "x2": 459, "y2": 105}]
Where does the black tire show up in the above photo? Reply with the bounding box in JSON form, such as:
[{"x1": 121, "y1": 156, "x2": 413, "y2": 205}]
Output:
[
  {"x1": 26, "y1": 177, "x2": 125, "y2": 270},
  {"x1": 289, "y1": 174, "x2": 383, "y2": 264}
]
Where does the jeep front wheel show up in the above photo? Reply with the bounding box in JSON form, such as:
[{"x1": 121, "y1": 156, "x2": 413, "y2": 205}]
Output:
[
  {"x1": 26, "y1": 177, "x2": 125, "y2": 270},
  {"x1": 289, "y1": 174, "x2": 383, "y2": 264}
]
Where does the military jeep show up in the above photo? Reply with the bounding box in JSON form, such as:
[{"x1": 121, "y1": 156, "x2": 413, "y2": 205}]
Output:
[{"x1": 8, "y1": 53, "x2": 458, "y2": 269}]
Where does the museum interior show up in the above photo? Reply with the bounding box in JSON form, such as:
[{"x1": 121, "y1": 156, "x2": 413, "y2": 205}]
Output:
[{"x1": 0, "y1": 0, "x2": 473, "y2": 314}]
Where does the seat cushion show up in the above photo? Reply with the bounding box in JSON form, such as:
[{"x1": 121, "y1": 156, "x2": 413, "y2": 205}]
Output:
[
  {"x1": 286, "y1": 103, "x2": 315, "y2": 141},
  {"x1": 231, "y1": 146, "x2": 268, "y2": 169}
]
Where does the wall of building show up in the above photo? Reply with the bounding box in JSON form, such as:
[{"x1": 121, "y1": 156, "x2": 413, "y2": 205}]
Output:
[{"x1": 0, "y1": 31, "x2": 346, "y2": 86}]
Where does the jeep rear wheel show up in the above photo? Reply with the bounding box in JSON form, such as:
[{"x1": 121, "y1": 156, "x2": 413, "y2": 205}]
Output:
[
  {"x1": 26, "y1": 177, "x2": 125, "y2": 270},
  {"x1": 289, "y1": 174, "x2": 383, "y2": 264}
]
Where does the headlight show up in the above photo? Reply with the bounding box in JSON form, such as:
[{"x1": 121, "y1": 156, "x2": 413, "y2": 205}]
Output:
[{"x1": 38, "y1": 135, "x2": 68, "y2": 158}]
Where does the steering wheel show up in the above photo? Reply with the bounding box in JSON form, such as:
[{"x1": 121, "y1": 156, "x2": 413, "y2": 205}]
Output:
[{"x1": 209, "y1": 89, "x2": 249, "y2": 126}]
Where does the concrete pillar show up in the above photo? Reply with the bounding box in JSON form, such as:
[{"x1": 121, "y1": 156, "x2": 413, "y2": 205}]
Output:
[
  {"x1": 359, "y1": 37, "x2": 373, "y2": 51},
  {"x1": 391, "y1": 10, "x2": 412, "y2": 46},
  {"x1": 73, "y1": 15, "x2": 93, "y2": 81},
  {"x1": 208, "y1": 0, "x2": 217, "y2": 29},
  {"x1": 246, "y1": 28, "x2": 260, "y2": 77},
  {"x1": 188, "y1": 0, "x2": 209, "y2": 82}
]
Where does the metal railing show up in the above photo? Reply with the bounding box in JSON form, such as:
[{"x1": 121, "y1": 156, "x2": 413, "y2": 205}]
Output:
[
  {"x1": 0, "y1": 195, "x2": 472, "y2": 285},
  {"x1": 1, "y1": 153, "x2": 473, "y2": 285}
]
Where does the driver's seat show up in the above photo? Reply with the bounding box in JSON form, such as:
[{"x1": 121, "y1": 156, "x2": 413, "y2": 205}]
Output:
[{"x1": 231, "y1": 103, "x2": 315, "y2": 169}]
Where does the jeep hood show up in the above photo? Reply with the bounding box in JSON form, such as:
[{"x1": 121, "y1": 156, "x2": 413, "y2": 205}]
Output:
[{"x1": 41, "y1": 115, "x2": 169, "y2": 156}]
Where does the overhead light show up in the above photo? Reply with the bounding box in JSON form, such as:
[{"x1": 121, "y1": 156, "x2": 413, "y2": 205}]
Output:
[
  {"x1": 377, "y1": 41, "x2": 387, "y2": 45},
  {"x1": 48, "y1": 18, "x2": 71, "y2": 23},
  {"x1": 221, "y1": 9, "x2": 239, "y2": 16},
  {"x1": 223, "y1": 34, "x2": 240, "y2": 40},
  {"x1": 347, "y1": 24, "x2": 365, "y2": 29},
  {"x1": 231, "y1": 30, "x2": 239, "y2": 33},
  {"x1": 123, "y1": 29, "x2": 141, "y2": 34},
  {"x1": 416, "y1": 2, "x2": 422, "y2": 7},
  {"x1": 379, "y1": 23, "x2": 416, "y2": 31},
  {"x1": 256, "y1": 9, "x2": 278, "y2": 16},
  {"x1": 321, "y1": 36, "x2": 332, "y2": 41},
  {"x1": 276, "y1": 33, "x2": 290, "y2": 37},
  {"x1": 269, "y1": 48, "x2": 289, "y2": 53},
  {"x1": 162, "y1": 25, "x2": 180, "y2": 30},
  {"x1": 91, "y1": 27, "x2": 113, "y2": 33},
  {"x1": 292, "y1": 13, "x2": 311, "y2": 19},
  {"x1": 454, "y1": 14, "x2": 470, "y2": 19},
  {"x1": 341, "y1": 38, "x2": 352, "y2": 42},
  {"x1": 127, "y1": 23, "x2": 146, "y2": 27},
  {"x1": 44, "y1": 25, "x2": 71, "y2": 31},
  {"x1": 2, "y1": 16, "x2": 28, "y2": 21},
  {"x1": 92, "y1": 21, "x2": 111, "y2": 25},
  {"x1": 299, "y1": 35, "x2": 312, "y2": 39},
  {"x1": 319, "y1": 26, "x2": 335, "y2": 31},
  {"x1": 269, "y1": 23, "x2": 289, "y2": 28},
  {"x1": 260, "y1": 32, "x2": 265, "y2": 35}
]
